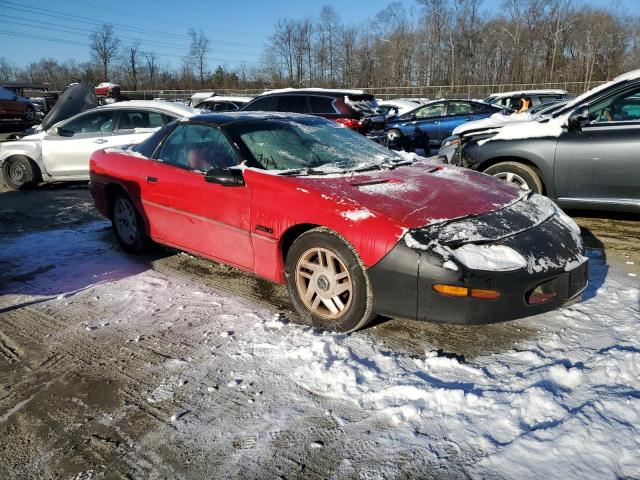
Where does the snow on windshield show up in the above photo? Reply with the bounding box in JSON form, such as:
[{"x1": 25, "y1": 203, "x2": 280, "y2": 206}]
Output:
[{"x1": 227, "y1": 118, "x2": 400, "y2": 173}]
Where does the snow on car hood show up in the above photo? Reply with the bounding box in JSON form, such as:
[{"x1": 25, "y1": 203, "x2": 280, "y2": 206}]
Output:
[
  {"x1": 453, "y1": 111, "x2": 531, "y2": 136},
  {"x1": 291, "y1": 160, "x2": 523, "y2": 229},
  {"x1": 41, "y1": 83, "x2": 97, "y2": 131},
  {"x1": 476, "y1": 117, "x2": 564, "y2": 145}
]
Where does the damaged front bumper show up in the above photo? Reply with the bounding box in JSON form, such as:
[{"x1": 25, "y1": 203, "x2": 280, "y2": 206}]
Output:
[{"x1": 367, "y1": 194, "x2": 588, "y2": 324}]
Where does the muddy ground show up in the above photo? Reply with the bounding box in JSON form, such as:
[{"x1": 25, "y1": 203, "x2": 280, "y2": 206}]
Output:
[{"x1": 0, "y1": 181, "x2": 638, "y2": 479}]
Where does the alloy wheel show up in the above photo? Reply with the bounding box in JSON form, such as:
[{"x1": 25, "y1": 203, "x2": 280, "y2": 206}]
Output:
[
  {"x1": 493, "y1": 171, "x2": 530, "y2": 190},
  {"x1": 295, "y1": 247, "x2": 353, "y2": 319},
  {"x1": 113, "y1": 198, "x2": 138, "y2": 245}
]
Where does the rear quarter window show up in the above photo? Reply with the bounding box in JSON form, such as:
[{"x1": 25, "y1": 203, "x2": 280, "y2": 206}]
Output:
[{"x1": 309, "y1": 96, "x2": 336, "y2": 114}]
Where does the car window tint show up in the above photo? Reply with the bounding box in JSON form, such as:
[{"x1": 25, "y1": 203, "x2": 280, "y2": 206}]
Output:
[
  {"x1": 309, "y1": 96, "x2": 336, "y2": 114},
  {"x1": 245, "y1": 96, "x2": 277, "y2": 111},
  {"x1": 63, "y1": 111, "x2": 116, "y2": 134},
  {"x1": 414, "y1": 103, "x2": 444, "y2": 118},
  {"x1": 447, "y1": 102, "x2": 472, "y2": 115},
  {"x1": 0, "y1": 87, "x2": 15, "y2": 99},
  {"x1": 157, "y1": 124, "x2": 237, "y2": 171},
  {"x1": 589, "y1": 87, "x2": 640, "y2": 123},
  {"x1": 277, "y1": 95, "x2": 307, "y2": 113},
  {"x1": 117, "y1": 110, "x2": 165, "y2": 130}
]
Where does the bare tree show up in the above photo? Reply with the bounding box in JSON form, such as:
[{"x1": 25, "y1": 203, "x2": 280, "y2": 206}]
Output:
[
  {"x1": 143, "y1": 51, "x2": 158, "y2": 90},
  {"x1": 90, "y1": 23, "x2": 121, "y2": 81},
  {"x1": 126, "y1": 41, "x2": 140, "y2": 90},
  {"x1": 187, "y1": 29, "x2": 210, "y2": 86}
]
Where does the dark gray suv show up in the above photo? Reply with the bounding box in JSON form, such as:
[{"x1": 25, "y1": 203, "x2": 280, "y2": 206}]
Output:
[{"x1": 446, "y1": 71, "x2": 640, "y2": 213}]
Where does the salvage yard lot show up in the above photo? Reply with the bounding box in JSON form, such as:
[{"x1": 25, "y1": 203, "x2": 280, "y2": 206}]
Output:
[{"x1": 0, "y1": 183, "x2": 639, "y2": 479}]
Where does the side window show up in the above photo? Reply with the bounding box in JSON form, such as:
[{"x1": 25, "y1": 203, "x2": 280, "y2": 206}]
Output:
[
  {"x1": 157, "y1": 124, "x2": 238, "y2": 171},
  {"x1": 447, "y1": 102, "x2": 472, "y2": 115},
  {"x1": 62, "y1": 111, "x2": 116, "y2": 134},
  {"x1": 414, "y1": 103, "x2": 444, "y2": 118},
  {"x1": 277, "y1": 95, "x2": 307, "y2": 113},
  {"x1": 245, "y1": 96, "x2": 277, "y2": 111},
  {"x1": 589, "y1": 87, "x2": 640, "y2": 123},
  {"x1": 309, "y1": 96, "x2": 336, "y2": 114}
]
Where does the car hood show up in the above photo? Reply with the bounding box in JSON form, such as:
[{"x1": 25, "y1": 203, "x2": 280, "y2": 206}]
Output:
[
  {"x1": 452, "y1": 111, "x2": 531, "y2": 136},
  {"x1": 41, "y1": 83, "x2": 97, "y2": 131},
  {"x1": 291, "y1": 160, "x2": 523, "y2": 228}
]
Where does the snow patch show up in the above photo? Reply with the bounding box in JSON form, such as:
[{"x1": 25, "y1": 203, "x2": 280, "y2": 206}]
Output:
[
  {"x1": 340, "y1": 208, "x2": 375, "y2": 221},
  {"x1": 452, "y1": 244, "x2": 527, "y2": 272}
]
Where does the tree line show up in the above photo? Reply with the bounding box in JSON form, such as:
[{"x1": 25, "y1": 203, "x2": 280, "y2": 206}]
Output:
[{"x1": 1, "y1": 0, "x2": 639, "y2": 94}]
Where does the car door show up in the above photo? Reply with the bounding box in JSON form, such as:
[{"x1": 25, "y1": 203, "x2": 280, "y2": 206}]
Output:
[
  {"x1": 554, "y1": 86, "x2": 640, "y2": 203},
  {"x1": 441, "y1": 101, "x2": 476, "y2": 139},
  {"x1": 411, "y1": 102, "x2": 446, "y2": 146},
  {"x1": 142, "y1": 123, "x2": 254, "y2": 269},
  {"x1": 41, "y1": 109, "x2": 117, "y2": 177},
  {"x1": 114, "y1": 109, "x2": 175, "y2": 146}
]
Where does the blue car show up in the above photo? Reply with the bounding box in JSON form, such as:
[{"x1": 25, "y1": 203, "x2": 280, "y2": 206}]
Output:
[{"x1": 385, "y1": 99, "x2": 503, "y2": 153}]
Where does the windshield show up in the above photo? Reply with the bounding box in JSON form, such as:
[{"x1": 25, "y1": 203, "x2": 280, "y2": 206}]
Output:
[{"x1": 225, "y1": 117, "x2": 403, "y2": 173}]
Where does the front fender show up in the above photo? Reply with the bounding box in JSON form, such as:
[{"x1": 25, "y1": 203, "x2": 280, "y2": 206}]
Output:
[
  {"x1": 0, "y1": 138, "x2": 47, "y2": 177},
  {"x1": 465, "y1": 138, "x2": 558, "y2": 197}
]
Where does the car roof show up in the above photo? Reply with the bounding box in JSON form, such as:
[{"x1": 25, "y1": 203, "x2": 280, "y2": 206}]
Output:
[
  {"x1": 187, "y1": 111, "x2": 320, "y2": 125},
  {"x1": 487, "y1": 89, "x2": 567, "y2": 98},
  {"x1": 199, "y1": 96, "x2": 253, "y2": 103},
  {"x1": 257, "y1": 87, "x2": 366, "y2": 97},
  {"x1": 98, "y1": 100, "x2": 199, "y2": 117}
]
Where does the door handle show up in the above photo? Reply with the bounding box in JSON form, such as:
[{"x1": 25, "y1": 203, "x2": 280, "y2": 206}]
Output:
[
  {"x1": 94, "y1": 138, "x2": 108, "y2": 144},
  {"x1": 145, "y1": 176, "x2": 158, "y2": 183}
]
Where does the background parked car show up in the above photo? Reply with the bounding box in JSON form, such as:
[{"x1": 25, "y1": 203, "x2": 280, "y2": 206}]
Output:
[
  {"x1": 446, "y1": 70, "x2": 640, "y2": 213},
  {"x1": 241, "y1": 88, "x2": 387, "y2": 142},
  {"x1": 194, "y1": 96, "x2": 253, "y2": 112},
  {"x1": 385, "y1": 99, "x2": 503, "y2": 152},
  {"x1": 0, "y1": 85, "x2": 198, "y2": 190},
  {"x1": 0, "y1": 86, "x2": 36, "y2": 122},
  {"x1": 377, "y1": 99, "x2": 420, "y2": 117},
  {"x1": 437, "y1": 100, "x2": 569, "y2": 163},
  {"x1": 483, "y1": 89, "x2": 569, "y2": 112}
]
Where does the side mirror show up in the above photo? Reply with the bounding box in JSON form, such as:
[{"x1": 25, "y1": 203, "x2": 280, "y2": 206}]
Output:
[
  {"x1": 204, "y1": 168, "x2": 244, "y2": 186},
  {"x1": 568, "y1": 107, "x2": 589, "y2": 132}
]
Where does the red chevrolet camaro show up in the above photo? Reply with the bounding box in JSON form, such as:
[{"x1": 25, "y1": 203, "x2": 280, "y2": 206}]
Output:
[{"x1": 89, "y1": 113, "x2": 588, "y2": 332}]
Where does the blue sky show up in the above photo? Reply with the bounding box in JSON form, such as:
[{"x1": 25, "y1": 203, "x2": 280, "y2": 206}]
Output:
[{"x1": 1, "y1": 0, "x2": 637, "y2": 69}]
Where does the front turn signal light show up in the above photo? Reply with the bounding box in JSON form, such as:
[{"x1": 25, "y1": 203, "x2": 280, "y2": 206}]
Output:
[
  {"x1": 432, "y1": 284, "x2": 469, "y2": 297},
  {"x1": 470, "y1": 288, "x2": 501, "y2": 300},
  {"x1": 433, "y1": 284, "x2": 500, "y2": 300}
]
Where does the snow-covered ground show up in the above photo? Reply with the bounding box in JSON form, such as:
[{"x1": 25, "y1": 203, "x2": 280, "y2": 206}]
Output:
[{"x1": 1, "y1": 222, "x2": 639, "y2": 479}]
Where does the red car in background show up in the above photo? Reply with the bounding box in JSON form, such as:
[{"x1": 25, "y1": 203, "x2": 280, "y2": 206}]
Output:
[
  {"x1": 89, "y1": 113, "x2": 587, "y2": 332},
  {"x1": 0, "y1": 86, "x2": 36, "y2": 122}
]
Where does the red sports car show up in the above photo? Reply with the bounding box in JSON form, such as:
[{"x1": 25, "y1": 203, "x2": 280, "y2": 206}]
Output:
[{"x1": 89, "y1": 113, "x2": 588, "y2": 332}]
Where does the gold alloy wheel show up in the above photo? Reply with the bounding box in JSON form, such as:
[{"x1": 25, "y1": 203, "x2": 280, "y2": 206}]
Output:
[{"x1": 295, "y1": 247, "x2": 353, "y2": 319}]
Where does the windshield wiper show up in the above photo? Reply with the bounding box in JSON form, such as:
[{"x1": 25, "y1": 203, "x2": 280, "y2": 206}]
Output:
[{"x1": 277, "y1": 167, "x2": 333, "y2": 176}]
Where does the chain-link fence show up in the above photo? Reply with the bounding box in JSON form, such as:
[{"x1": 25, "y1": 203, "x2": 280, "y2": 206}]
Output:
[{"x1": 122, "y1": 81, "x2": 605, "y2": 102}]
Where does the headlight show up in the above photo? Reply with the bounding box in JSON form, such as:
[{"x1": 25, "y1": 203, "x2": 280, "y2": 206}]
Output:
[
  {"x1": 451, "y1": 244, "x2": 527, "y2": 272},
  {"x1": 441, "y1": 137, "x2": 461, "y2": 149}
]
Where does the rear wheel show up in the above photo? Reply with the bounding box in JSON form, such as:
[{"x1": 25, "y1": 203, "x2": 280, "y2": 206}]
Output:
[
  {"x1": 1, "y1": 155, "x2": 40, "y2": 190},
  {"x1": 483, "y1": 161, "x2": 544, "y2": 194},
  {"x1": 111, "y1": 193, "x2": 149, "y2": 253},
  {"x1": 285, "y1": 228, "x2": 374, "y2": 332},
  {"x1": 23, "y1": 106, "x2": 36, "y2": 122}
]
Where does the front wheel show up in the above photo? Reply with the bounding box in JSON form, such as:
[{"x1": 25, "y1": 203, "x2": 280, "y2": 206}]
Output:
[
  {"x1": 111, "y1": 193, "x2": 149, "y2": 253},
  {"x1": 285, "y1": 228, "x2": 374, "y2": 332},
  {"x1": 1, "y1": 155, "x2": 40, "y2": 190},
  {"x1": 483, "y1": 161, "x2": 544, "y2": 194}
]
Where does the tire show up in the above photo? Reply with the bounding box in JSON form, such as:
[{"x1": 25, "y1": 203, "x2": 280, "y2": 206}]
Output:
[
  {"x1": 285, "y1": 227, "x2": 375, "y2": 332},
  {"x1": 483, "y1": 161, "x2": 544, "y2": 194},
  {"x1": 386, "y1": 128, "x2": 403, "y2": 150},
  {"x1": 23, "y1": 106, "x2": 36, "y2": 122},
  {"x1": 1, "y1": 155, "x2": 41, "y2": 190},
  {"x1": 110, "y1": 192, "x2": 149, "y2": 253}
]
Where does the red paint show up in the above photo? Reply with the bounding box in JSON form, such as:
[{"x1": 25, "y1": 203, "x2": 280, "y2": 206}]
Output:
[{"x1": 90, "y1": 152, "x2": 521, "y2": 284}]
